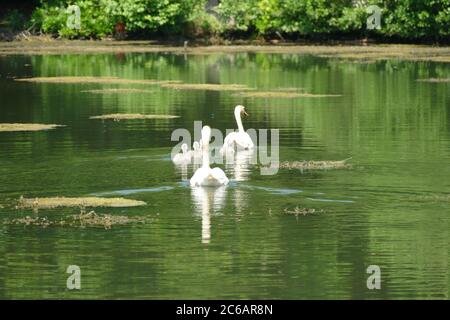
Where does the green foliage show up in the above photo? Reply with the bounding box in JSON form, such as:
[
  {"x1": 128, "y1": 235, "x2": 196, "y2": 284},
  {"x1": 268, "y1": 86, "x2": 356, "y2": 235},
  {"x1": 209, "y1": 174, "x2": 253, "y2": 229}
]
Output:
[
  {"x1": 380, "y1": 0, "x2": 450, "y2": 39},
  {"x1": 216, "y1": 0, "x2": 449, "y2": 40},
  {"x1": 216, "y1": 0, "x2": 366, "y2": 35},
  {"x1": 215, "y1": 0, "x2": 259, "y2": 32},
  {"x1": 185, "y1": 11, "x2": 222, "y2": 37},
  {"x1": 31, "y1": 0, "x2": 203, "y2": 38},
  {"x1": 30, "y1": 2, "x2": 111, "y2": 37},
  {"x1": 28, "y1": 0, "x2": 450, "y2": 40},
  {"x1": 103, "y1": 0, "x2": 203, "y2": 32}
]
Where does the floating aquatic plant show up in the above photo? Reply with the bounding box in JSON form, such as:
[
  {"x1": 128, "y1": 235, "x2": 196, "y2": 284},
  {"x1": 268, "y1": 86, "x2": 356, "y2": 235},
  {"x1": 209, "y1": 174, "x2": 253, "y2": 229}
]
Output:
[
  {"x1": 415, "y1": 194, "x2": 450, "y2": 202},
  {"x1": 89, "y1": 113, "x2": 179, "y2": 121},
  {"x1": 81, "y1": 88, "x2": 154, "y2": 94},
  {"x1": 4, "y1": 211, "x2": 153, "y2": 230},
  {"x1": 280, "y1": 158, "x2": 352, "y2": 170},
  {"x1": 16, "y1": 196, "x2": 146, "y2": 210},
  {"x1": 275, "y1": 87, "x2": 304, "y2": 92},
  {"x1": 233, "y1": 91, "x2": 341, "y2": 98},
  {"x1": 284, "y1": 207, "x2": 324, "y2": 217},
  {"x1": 0, "y1": 123, "x2": 64, "y2": 132},
  {"x1": 416, "y1": 78, "x2": 450, "y2": 83},
  {"x1": 161, "y1": 83, "x2": 251, "y2": 91},
  {"x1": 14, "y1": 76, "x2": 180, "y2": 85}
]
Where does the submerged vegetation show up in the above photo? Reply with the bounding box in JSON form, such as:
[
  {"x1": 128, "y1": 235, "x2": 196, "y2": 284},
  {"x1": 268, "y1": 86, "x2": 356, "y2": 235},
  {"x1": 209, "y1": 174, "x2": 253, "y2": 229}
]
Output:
[
  {"x1": 0, "y1": 123, "x2": 64, "y2": 132},
  {"x1": 4, "y1": 210, "x2": 153, "y2": 229},
  {"x1": 16, "y1": 196, "x2": 146, "y2": 210},
  {"x1": 89, "y1": 113, "x2": 179, "y2": 121}
]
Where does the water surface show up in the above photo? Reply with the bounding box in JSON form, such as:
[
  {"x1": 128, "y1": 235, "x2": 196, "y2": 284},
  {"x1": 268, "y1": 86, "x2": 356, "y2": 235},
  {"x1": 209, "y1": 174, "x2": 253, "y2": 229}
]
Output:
[{"x1": 0, "y1": 52, "x2": 449, "y2": 299}]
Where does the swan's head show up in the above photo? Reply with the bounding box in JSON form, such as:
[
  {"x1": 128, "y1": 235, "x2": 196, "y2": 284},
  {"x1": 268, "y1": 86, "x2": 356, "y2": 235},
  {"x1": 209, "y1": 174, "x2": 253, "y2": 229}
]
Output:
[
  {"x1": 201, "y1": 126, "x2": 211, "y2": 146},
  {"x1": 235, "y1": 105, "x2": 249, "y2": 117},
  {"x1": 193, "y1": 141, "x2": 200, "y2": 151},
  {"x1": 181, "y1": 143, "x2": 188, "y2": 153}
]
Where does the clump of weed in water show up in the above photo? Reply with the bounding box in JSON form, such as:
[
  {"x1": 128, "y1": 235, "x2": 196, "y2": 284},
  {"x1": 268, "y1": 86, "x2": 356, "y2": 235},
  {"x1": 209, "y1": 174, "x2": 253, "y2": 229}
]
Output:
[
  {"x1": 15, "y1": 196, "x2": 146, "y2": 210},
  {"x1": 416, "y1": 78, "x2": 450, "y2": 83},
  {"x1": 81, "y1": 89, "x2": 154, "y2": 94},
  {"x1": 161, "y1": 83, "x2": 251, "y2": 91},
  {"x1": 0, "y1": 123, "x2": 64, "y2": 132},
  {"x1": 4, "y1": 210, "x2": 154, "y2": 230},
  {"x1": 415, "y1": 194, "x2": 450, "y2": 202},
  {"x1": 280, "y1": 158, "x2": 352, "y2": 171},
  {"x1": 233, "y1": 91, "x2": 341, "y2": 99},
  {"x1": 284, "y1": 207, "x2": 324, "y2": 217},
  {"x1": 14, "y1": 76, "x2": 180, "y2": 85},
  {"x1": 89, "y1": 113, "x2": 179, "y2": 121}
]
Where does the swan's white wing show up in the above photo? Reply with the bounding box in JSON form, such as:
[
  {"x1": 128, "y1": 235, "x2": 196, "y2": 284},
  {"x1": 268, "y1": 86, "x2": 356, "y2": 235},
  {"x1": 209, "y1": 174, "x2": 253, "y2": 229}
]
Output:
[
  {"x1": 220, "y1": 132, "x2": 238, "y2": 155},
  {"x1": 191, "y1": 168, "x2": 228, "y2": 187},
  {"x1": 190, "y1": 167, "x2": 208, "y2": 187},
  {"x1": 224, "y1": 132, "x2": 237, "y2": 145},
  {"x1": 235, "y1": 132, "x2": 254, "y2": 149},
  {"x1": 211, "y1": 167, "x2": 229, "y2": 185}
]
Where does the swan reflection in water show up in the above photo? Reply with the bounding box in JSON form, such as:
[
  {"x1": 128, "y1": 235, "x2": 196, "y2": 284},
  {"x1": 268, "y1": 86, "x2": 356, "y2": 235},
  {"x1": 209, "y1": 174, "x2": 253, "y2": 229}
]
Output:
[
  {"x1": 191, "y1": 186, "x2": 227, "y2": 244},
  {"x1": 224, "y1": 147, "x2": 255, "y2": 182},
  {"x1": 174, "y1": 161, "x2": 189, "y2": 181}
]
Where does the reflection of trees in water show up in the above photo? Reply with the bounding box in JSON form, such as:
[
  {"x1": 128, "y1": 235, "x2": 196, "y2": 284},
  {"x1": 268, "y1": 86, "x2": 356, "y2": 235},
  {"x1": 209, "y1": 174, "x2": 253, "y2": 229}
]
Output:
[{"x1": 10, "y1": 53, "x2": 448, "y2": 163}]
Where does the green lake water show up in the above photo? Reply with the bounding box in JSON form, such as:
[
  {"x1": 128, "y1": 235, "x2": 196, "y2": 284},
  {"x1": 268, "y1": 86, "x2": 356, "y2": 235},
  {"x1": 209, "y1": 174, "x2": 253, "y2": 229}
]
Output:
[{"x1": 0, "y1": 52, "x2": 449, "y2": 299}]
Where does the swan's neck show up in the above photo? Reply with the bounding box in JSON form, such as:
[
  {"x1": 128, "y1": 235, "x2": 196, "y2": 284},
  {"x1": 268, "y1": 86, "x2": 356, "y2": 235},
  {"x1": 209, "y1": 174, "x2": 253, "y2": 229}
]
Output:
[
  {"x1": 235, "y1": 110, "x2": 244, "y2": 132},
  {"x1": 202, "y1": 143, "x2": 210, "y2": 169}
]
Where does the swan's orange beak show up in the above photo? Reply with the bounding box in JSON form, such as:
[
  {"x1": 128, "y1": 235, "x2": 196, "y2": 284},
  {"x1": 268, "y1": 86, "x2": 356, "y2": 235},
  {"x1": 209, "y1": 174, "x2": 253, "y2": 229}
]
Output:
[{"x1": 242, "y1": 109, "x2": 249, "y2": 117}]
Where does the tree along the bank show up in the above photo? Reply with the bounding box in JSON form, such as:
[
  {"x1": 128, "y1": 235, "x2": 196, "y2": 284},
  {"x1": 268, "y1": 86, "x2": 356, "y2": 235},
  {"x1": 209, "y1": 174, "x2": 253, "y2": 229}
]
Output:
[{"x1": 23, "y1": 0, "x2": 450, "y2": 41}]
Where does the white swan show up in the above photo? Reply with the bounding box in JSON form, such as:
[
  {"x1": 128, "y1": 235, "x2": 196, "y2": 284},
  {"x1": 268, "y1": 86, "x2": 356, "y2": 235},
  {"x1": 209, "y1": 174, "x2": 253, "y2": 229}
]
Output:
[
  {"x1": 222, "y1": 105, "x2": 254, "y2": 152},
  {"x1": 190, "y1": 126, "x2": 229, "y2": 187},
  {"x1": 172, "y1": 143, "x2": 192, "y2": 164},
  {"x1": 193, "y1": 141, "x2": 201, "y2": 152},
  {"x1": 192, "y1": 140, "x2": 203, "y2": 166}
]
